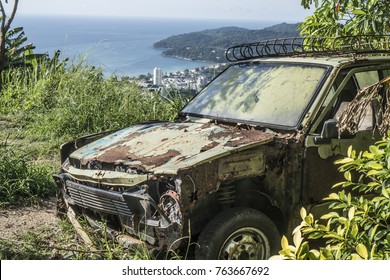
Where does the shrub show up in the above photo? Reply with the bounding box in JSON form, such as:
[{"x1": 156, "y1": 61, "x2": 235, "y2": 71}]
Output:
[{"x1": 275, "y1": 132, "x2": 390, "y2": 260}]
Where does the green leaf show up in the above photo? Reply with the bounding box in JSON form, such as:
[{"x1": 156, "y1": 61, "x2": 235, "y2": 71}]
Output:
[
  {"x1": 348, "y1": 207, "x2": 355, "y2": 220},
  {"x1": 281, "y1": 235, "x2": 289, "y2": 250},
  {"x1": 356, "y1": 244, "x2": 368, "y2": 259},
  {"x1": 352, "y1": 9, "x2": 366, "y2": 15},
  {"x1": 332, "y1": 181, "x2": 346, "y2": 188},
  {"x1": 369, "y1": 145, "x2": 384, "y2": 155},
  {"x1": 344, "y1": 171, "x2": 352, "y2": 181},
  {"x1": 363, "y1": 151, "x2": 375, "y2": 159},
  {"x1": 304, "y1": 214, "x2": 314, "y2": 225},
  {"x1": 293, "y1": 230, "x2": 302, "y2": 248},
  {"x1": 350, "y1": 224, "x2": 359, "y2": 238},
  {"x1": 335, "y1": 157, "x2": 354, "y2": 164},
  {"x1": 351, "y1": 253, "x2": 362, "y2": 260},
  {"x1": 325, "y1": 193, "x2": 340, "y2": 200},
  {"x1": 365, "y1": 162, "x2": 383, "y2": 170},
  {"x1": 381, "y1": 188, "x2": 390, "y2": 199},
  {"x1": 347, "y1": 145, "x2": 353, "y2": 158},
  {"x1": 321, "y1": 212, "x2": 340, "y2": 220},
  {"x1": 367, "y1": 181, "x2": 379, "y2": 187},
  {"x1": 307, "y1": 250, "x2": 320, "y2": 260},
  {"x1": 300, "y1": 207, "x2": 307, "y2": 220},
  {"x1": 367, "y1": 170, "x2": 380, "y2": 176},
  {"x1": 372, "y1": 196, "x2": 385, "y2": 203}
]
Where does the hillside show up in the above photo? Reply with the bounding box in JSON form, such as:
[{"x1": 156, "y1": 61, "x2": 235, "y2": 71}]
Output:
[{"x1": 153, "y1": 22, "x2": 301, "y2": 62}]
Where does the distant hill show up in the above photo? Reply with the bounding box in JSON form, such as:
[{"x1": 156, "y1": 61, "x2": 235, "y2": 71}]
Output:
[{"x1": 154, "y1": 23, "x2": 301, "y2": 62}]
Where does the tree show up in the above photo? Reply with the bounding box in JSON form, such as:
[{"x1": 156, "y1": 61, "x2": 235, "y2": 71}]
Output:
[
  {"x1": 4, "y1": 26, "x2": 36, "y2": 68},
  {"x1": 300, "y1": 0, "x2": 390, "y2": 37},
  {"x1": 0, "y1": 0, "x2": 19, "y2": 87}
]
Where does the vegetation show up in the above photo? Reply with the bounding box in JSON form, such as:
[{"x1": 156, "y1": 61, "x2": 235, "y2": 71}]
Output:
[
  {"x1": 0, "y1": 55, "x2": 187, "y2": 142},
  {"x1": 300, "y1": 0, "x2": 390, "y2": 36},
  {"x1": 0, "y1": 144, "x2": 56, "y2": 207},
  {"x1": 4, "y1": 26, "x2": 40, "y2": 68},
  {"x1": 0, "y1": 219, "x2": 152, "y2": 260},
  {"x1": 0, "y1": 38, "x2": 188, "y2": 259},
  {"x1": 154, "y1": 23, "x2": 300, "y2": 62},
  {"x1": 275, "y1": 134, "x2": 390, "y2": 259}
]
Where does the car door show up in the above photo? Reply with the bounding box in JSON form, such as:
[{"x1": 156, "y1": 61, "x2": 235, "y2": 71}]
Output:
[{"x1": 302, "y1": 65, "x2": 389, "y2": 207}]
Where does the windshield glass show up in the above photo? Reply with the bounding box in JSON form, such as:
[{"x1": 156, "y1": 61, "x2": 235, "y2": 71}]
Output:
[{"x1": 182, "y1": 63, "x2": 328, "y2": 127}]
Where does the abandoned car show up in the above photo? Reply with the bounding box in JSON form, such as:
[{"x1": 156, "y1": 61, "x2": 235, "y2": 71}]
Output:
[{"x1": 53, "y1": 36, "x2": 390, "y2": 259}]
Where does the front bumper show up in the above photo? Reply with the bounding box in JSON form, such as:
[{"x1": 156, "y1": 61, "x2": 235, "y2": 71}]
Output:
[{"x1": 53, "y1": 173, "x2": 182, "y2": 250}]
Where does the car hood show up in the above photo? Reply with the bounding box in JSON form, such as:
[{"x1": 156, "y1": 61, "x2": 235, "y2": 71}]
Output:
[{"x1": 68, "y1": 121, "x2": 275, "y2": 174}]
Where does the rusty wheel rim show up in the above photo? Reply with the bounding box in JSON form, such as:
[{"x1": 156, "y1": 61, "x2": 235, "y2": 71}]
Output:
[{"x1": 218, "y1": 227, "x2": 270, "y2": 260}]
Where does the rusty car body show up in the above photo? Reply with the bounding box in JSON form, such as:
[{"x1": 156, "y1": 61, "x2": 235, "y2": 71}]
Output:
[{"x1": 54, "y1": 36, "x2": 390, "y2": 259}]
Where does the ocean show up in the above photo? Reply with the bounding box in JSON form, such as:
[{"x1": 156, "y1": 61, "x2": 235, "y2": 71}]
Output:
[{"x1": 14, "y1": 15, "x2": 278, "y2": 77}]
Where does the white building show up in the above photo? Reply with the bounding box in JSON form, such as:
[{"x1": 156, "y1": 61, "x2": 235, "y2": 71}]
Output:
[{"x1": 153, "y1": 67, "x2": 162, "y2": 86}]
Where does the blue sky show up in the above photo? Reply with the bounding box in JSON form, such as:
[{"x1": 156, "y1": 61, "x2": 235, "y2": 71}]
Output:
[{"x1": 16, "y1": 0, "x2": 312, "y2": 22}]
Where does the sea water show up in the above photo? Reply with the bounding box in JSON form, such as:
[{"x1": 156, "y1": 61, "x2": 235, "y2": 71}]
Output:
[{"x1": 14, "y1": 15, "x2": 277, "y2": 77}]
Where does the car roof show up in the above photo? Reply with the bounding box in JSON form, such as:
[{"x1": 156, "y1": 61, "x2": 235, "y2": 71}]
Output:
[{"x1": 237, "y1": 55, "x2": 390, "y2": 68}]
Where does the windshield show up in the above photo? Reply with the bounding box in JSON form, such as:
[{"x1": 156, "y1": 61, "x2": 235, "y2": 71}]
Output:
[{"x1": 182, "y1": 63, "x2": 328, "y2": 128}]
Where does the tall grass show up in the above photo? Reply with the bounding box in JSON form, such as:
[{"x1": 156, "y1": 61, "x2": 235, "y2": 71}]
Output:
[
  {"x1": 0, "y1": 144, "x2": 56, "y2": 207},
  {"x1": 0, "y1": 56, "x2": 188, "y2": 142}
]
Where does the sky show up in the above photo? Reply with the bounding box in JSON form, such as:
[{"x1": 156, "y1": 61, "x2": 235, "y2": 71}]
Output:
[{"x1": 15, "y1": 0, "x2": 312, "y2": 22}]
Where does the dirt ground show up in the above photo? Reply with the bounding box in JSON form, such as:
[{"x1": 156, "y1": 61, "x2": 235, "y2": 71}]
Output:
[{"x1": 0, "y1": 197, "x2": 58, "y2": 241}]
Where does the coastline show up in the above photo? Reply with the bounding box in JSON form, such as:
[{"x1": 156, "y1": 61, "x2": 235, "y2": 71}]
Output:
[{"x1": 14, "y1": 16, "x2": 278, "y2": 77}]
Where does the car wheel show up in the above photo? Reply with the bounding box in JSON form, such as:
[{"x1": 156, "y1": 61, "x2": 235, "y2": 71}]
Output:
[{"x1": 195, "y1": 207, "x2": 280, "y2": 260}]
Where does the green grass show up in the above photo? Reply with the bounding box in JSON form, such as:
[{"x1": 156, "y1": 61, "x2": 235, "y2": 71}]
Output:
[
  {"x1": 0, "y1": 57, "x2": 187, "y2": 142},
  {"x1": 0, "y1": 144, "x2": 56, "y2": 207},
  {"x1": 0, "y1": 218, "x2": 154, "y2": 260}
]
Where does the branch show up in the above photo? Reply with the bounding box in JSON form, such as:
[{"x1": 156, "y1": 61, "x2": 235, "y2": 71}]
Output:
[
  {"x1": 4, "y1": 0, "x2": 19, "y2": 31},
  {"x1": 0, "y1": 1, "x2": 6, "y2": 31}
]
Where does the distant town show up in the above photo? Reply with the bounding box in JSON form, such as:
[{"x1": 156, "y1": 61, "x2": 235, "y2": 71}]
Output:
[
  {"x1": 137, "y1": 64, "x2": 227, "y2": 95},
  {"x1": 133, "y1": 22, "x2": 301, "y2": 95}
]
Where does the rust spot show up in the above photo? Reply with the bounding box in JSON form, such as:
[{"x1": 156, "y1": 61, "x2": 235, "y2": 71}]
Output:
[
  {"x1": 209, "y1": 128, "x2": 273, "y2": 147},
  {"x1": 225, "y1": 130, "x2": 273, "y2": 147},
  {"x1": 199, "y1": 122, "x2": 213, "y2": 130},
  {"x1": 177, "y1": 155, "x2": 190, "y2": 162},
  {"x1": 124, "y1": 131, "x2": 143, "y2": 140},
  {"x1": 163, "y1": 123, "x2": 189, "y2": 130},
  {"x1": 175, "y1": 124, "x2": 190, "y2": 130},
  {"x1": 127, "y1": 149, "x2": 181, "y2": 167},
  {"x1": 95, "y1": 145, "x2": 130, "y2": 164},
  {"x1": 200, "y1": 141, "x2": 219, "y2": 152}
]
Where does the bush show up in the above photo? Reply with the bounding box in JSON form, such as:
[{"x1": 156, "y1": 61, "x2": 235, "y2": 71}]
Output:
[{"x1": 274, "y1": 132, "x2": 390, "y2": 260}]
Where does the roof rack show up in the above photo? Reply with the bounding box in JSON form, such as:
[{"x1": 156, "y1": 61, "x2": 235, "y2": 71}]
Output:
[{"x1": 225, "y1": 35, "x2": 390, "y2": 62}]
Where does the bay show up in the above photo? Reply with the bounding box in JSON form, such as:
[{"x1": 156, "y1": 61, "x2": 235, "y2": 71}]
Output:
[{"x1": 14, "y1": 15, "x2": 277, "y2": 77}]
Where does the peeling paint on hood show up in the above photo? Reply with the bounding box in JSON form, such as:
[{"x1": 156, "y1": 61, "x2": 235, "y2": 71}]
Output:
[{"x1": 68, "y1": 121, "x2": 275, "y2": 174}]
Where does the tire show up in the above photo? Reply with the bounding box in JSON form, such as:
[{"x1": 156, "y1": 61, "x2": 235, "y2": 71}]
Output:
[{"x1": 195, "y1": 207, "x2": 280, "y2": 260}]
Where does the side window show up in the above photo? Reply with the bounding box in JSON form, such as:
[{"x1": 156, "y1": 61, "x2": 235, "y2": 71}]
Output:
[
  {"x1": 354, "y1": 71, "x2": 379, "y2": 88},
  {"x1": 383, "y1": 69, "x2": 390, "y2": 78},
  {"x1": 332, "y1": 70, "x2": 380, "y2": 132}
]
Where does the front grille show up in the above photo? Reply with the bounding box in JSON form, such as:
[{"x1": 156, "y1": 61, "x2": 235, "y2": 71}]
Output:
[{"x1": 66, "y1": 180, "x2": 132, "y2": 217}]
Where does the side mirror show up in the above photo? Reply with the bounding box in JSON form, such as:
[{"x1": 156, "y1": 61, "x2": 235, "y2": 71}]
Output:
[{"x1": 314, "y1": 119, "x2": 338, "y2": 144}]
